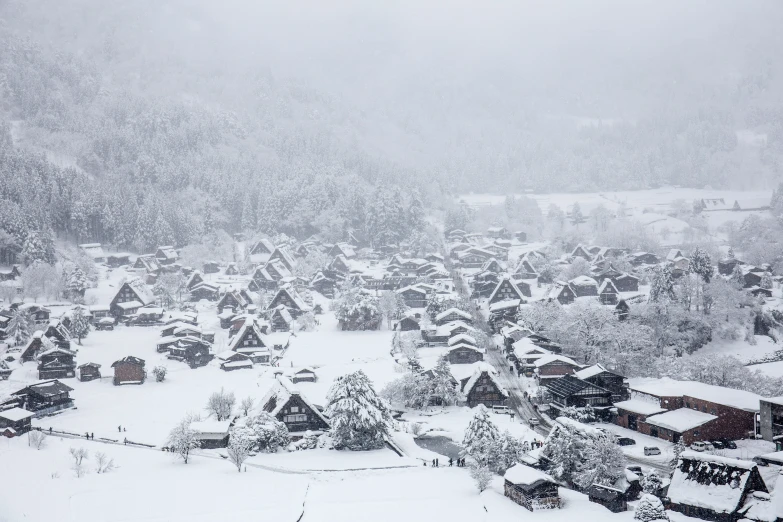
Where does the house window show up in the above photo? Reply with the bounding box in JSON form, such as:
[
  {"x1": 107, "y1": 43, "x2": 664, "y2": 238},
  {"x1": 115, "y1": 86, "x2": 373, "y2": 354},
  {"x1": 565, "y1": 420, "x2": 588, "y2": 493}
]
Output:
[
  {"x1": 290, "y1": 406, "x2": 299, "y2": 413},
  {"x1": 284, "y1": 414, "x2": 307, "y2": 423}
]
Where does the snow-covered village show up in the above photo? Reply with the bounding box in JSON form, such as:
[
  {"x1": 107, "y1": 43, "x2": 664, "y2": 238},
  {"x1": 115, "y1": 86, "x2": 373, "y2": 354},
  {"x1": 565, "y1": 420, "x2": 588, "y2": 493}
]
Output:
[{"x1": 3, "y1": 1, "x2": 783, "y2": 521}]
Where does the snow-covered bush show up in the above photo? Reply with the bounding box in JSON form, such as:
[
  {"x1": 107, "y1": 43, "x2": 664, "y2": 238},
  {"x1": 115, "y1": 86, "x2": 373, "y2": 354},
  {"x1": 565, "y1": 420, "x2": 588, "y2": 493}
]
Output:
[
  {"x1": 227, "y1": 426, "x2": 255, "y2": 471},
  {"x1": 206, "y1": 388, "x2": 236, "y2": 421},
  {"x1": 95, "y1": 451, "x2": 116, "y2": 474},
  {"x1": 634, "y1": 494, "x2": 668, "y2": 521},
  {"x1": 462, "y1": 405, "x2": 499, "y2": 465},
  {"x1": 166, "y1": 416, "x2": 201, "y2": 464},
  {"x1": 70, "y1": 447, "x2": 89, "y2": 478},
  {"x1": 152, "y1": 366, "x2": 167, "y2": 382},
  {"x1": 469, "y1": 463, "x2": 493, "y2": 492},
  {"x1": 28, "y1": 430, "x2": 46, "y2": 450},
  {"x1": 246, "y1": 412, "x2": 290, "y2": 453},
  {"x1": 642, "y1": 470, "x2": 663, "y2": 495}
]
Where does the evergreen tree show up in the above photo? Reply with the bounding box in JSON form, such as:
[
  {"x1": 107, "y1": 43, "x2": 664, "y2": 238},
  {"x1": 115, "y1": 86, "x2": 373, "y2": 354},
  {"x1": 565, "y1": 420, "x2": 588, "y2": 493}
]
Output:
[
  {"x1": 489, "y1": 431, "x2": 526, "y2": 474},
  {"x1": 689, "y1": 248, "x2": 713, "y2": 283},
  {"x1": 670, "y1": 441, "x2": 686, "y2": 469},
  {"x1": 730, "y1": 263, "x2": 745, "y2": 289},
  {"x1": 462, "y1": 405, "x2": 500, "y2": 464},
  {"x1": 761, "y1": 271, "x2": 774, "y2": 289},
  {"x1": 6, "y1": 309, "x2": 33, "y2": 346},
  {"x1": 431, "y1": 356, "x2": 459, "y2": 406},
  {"x1": 642, "y1": 470, "x2": 663, "y2": 495},
  {"x1": 649, "y1": 264, "x2": 676, "y2": 302},
  {"x1": 568, "y1": 202, "x2": 586, "y2": 227},
  {"x1": 246, "y1": 412, "x2": 290, "y2": 452},
  {"x1": 634, "y1": 494, "x2": 669, "y2": 521},
  {"x1": 67, "y1": 266, "x2": 88, "y2": 302},
  {"x1": 542, "y1": 423, "x2": 585, "y2": 486},
  {"x1": 407, "y1": 194, "x2": 425, "y2": 232},
  {"x1": 69, "y1": 306, "x2": 91, "y2": 345},
  {"x1": 326, "y1": 370, "x2": 392, "y2": 451},
  {"x1": 573, "y1": 434, "x2": 625, "y2": 490},
  {"x1": 21, "y1": 231, "x2": 48, "y2": 266}
]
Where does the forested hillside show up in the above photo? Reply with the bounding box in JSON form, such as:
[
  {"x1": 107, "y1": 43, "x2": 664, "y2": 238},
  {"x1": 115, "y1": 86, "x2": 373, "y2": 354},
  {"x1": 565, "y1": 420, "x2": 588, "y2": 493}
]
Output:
[{"x1": 1, "y1": 0, "x2": 783, "y2": 255}]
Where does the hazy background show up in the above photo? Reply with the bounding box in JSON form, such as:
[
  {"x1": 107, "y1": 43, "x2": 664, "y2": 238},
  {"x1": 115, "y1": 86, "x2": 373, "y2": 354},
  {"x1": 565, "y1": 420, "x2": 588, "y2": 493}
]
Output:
[{"x1": 1, "y1": 0, "x2": 782, "y2": 241}]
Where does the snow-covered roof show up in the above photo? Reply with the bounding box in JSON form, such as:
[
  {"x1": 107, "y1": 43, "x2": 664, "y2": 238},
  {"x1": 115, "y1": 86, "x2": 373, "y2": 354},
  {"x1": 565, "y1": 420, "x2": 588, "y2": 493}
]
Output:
[
  {"x1": 447, "y1": 343, "x2": 484, "y2": 353},
  {"x1": 190, "y1": 420, "x2": 231, "y2": 437},
  {"x1": 503, "y1": 463, "x2": 556, "y2": 487},
  {"x1": 488, "y1": 299, "x2": 521, "y2": 312},
  {"x1": 434, "y1": 321, "x2": 475, "y2": 337},
  {"x1": 262, "y1": 374, "x2": 330, "y2": 427},
  {"x1": 612, "y1": 400, "x2": 666, "y2": 416},
  {"x1": 463, "y1": 362, "x2": 508, "y2": 397},
  {"x1": 669, "y1": 451, "x2": 758, "y2": 514},
  {"x1": 435, "y1": 308, "x2": 472, "y2": 322},
  {"x1": 116, "y1": 300, "x2": 143, "y2": 310},
  {"x1": 597, "y1": 279, "x2": 618, "y2": 294},
  {"x1": 448, "y1": 334, "x2": 476, "y2": 346},
  {"x1": 534, "y1": 354, "x2": 579, "y2": 368},
  {"x1": 644, "y1": 408, "x2": 717, "y2": 432},
  {"x1": 569, "y1": 275, "x2": 598, "y2": 287},
  {"x1": 630, "y1": 377, "x2": 763, "y2": 412},
  {"x1": 0, "y1": 407, "x2": 34, "y2": 422},
  {"x1": 573, "y1": 363, "x2": 616, "y2": 381}
]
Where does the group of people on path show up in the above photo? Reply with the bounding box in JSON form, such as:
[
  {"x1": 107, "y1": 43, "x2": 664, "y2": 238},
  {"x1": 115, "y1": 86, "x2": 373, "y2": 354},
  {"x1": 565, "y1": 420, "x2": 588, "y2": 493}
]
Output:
[
  {"x1": 84, "y1": 432, "x2": 95, "y2": 440},
  {"x1": 424, "y1": 456, "x2": 467, "y2": 467}
]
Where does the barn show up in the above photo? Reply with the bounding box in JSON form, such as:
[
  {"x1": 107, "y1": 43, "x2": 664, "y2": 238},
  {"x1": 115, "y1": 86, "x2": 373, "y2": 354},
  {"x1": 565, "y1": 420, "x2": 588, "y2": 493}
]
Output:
[{"x1": 111, "y1": 356, "x2": 146, "y2": 385}]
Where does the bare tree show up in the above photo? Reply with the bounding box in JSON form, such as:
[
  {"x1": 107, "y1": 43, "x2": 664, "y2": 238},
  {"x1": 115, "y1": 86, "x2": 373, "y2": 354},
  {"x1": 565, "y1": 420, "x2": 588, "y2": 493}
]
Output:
[
  {"x1": 28, "y1": 430, "x2": 47, "y2": 450},
  {"x1": 166, "y1": 417, "x2": 201, "y2": 464},
  {"x1": 469, "y1": 463, "x2": 493, "y2": 492},
  {"x1": 70, "y1": 447, "x2": 89, "y2": 477},
  {"x1": 206, "y1": 388, "x2": 236, "y2": 421},
  {"x1": 95, "y1": 451, "x2": 116, "y2": 474},
  {"x1": 239, "y1": 396, "x2": 254, "y2": 417}
]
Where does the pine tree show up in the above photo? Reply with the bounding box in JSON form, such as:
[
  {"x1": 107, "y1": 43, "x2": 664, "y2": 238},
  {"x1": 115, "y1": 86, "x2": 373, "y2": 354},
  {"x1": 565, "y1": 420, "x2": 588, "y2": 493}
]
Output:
[
  {"x1": 642, "y1": 470, "x2": 663, "y2": 495},
  {"x1": 761, "y1": 271, "x2": 774, "y2": 289},
  {"x1": 431, "y1": 356, "x2": 459, "y2": 406},
  {"x1": 730, "y1": 263, "x2": 745, "y2": 289},
  {"x1": 573, "y1": 434, "x2": 625, "y2": 490},
  {"x1": 689, "y1": 248, "x2": 713, "y2": 283},
  {"x1": 247, "y1": 412, "x2": 290, "y2": 452},
  {"x1": 69, "y1": 306, "x2": 91, "y2": 345},
  {"x1": 67, "y1": 266, "x2": 88, "y2": 302},
  {"x1": 634, "y1": 494, "x2": 669, "y2": 521},
  {"x1": 462, "y1": 405, "x2": 500, "y2": 464},
  {"x1": 326, "y1": 370, "x2": 392, "y2": 451},
  {"x1": 670, "y1": 441, "x2": 686, "y2": 469},
  {"x1": 7, "y1": 309, "x2": 33, "y2": 346},
  {"x1": 649, "y1": 264, "x2": 676, "y2": 302},
  {"x1": 489, "y1": 431, "x2": 526, "y2": 473},
  {"x1": 21, "y1": 231, "x2": 47, "y2": 266},
  {"x1": 542, "y1": 423, "x2": 585, "y2": 486},
  {"x1": 569, "y1": 202, "x2": 586, "y2": 227}
]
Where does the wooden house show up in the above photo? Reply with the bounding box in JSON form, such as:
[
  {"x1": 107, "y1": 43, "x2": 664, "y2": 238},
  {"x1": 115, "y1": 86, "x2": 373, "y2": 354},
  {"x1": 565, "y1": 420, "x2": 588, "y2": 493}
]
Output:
[
  {"x1": 111, "y1": 356, "x2": 146, "y2": 385},
  {"x1": 261, "y1": 374, "x2": 330, "y2": 436},
  {"x1": 110, "y1": 279, "x2": 155, "y2": 317},
  {"x1": 571, "y1": 244, "x2": 593, "y2": 261},
  {"x1": 461, "y1": 363, "x2": 508, "y2": 408},
  {"x1": 167, "y1": 338, "x2": 213, "y2": 368},
  {"x1": 9, "y1": 380, "x2": 74, "y2": 414},
  {"x1": 445, "y1": 344, "x2": 484, "y2": 364},
  {"x1": 514, "y1": 256, "x2": 538, "y2": 280},
  {"x1": 224, "y1": 262, "x2": 239, "y2": 276},
  {"x1": 269, "y1": 248, "x2": 296, "y2": 271},
  {"x1": 744, "y1": 269, "x2": 764, "y2": 289},
  {"x1": 190, "y1": 420, "x2": 231, "y2": 449},
  {"x1": 217, "y1": 350, "x2": 253, "y2": 371},
  {"x1": 267, "y1": 287, "x2": 310, "y2": 315},
  {"x1": 719, "y1": 257, "x2": 744, "y2": 276},
  {"x1": 503, "y1": 464, "x2": 560, "y2": 511},
  {"x1": 668, "y1": 452, "x2": 767, "y2": 522},
  {"x1": 190, "y1": 282, "x2": 219, "y2": 301},
  {"x1": 487, "y1": 226, "x2": 509, "y2": 239},
  {"x1": 587, "y1": 473, "x2": 642, "y2": 514},
  {"x1": 548, "y1": 283, "x2": 576, "y2": 305},
  {"x1": 598, "y1": 279, "x2": 619, "y2": 305},
  {"x1": 573, "y1": 364, "x2": 629, "y2": 402},
  {"x1": 37, "y1": 348, "x2": 77, "y2": 380},
  {"x1": 0, "y1": 408, "x2": 34, "y2": 437},
  {"x1": 328, "y1": 243, "x2": 356, "y2": 260},
  {"x1": 435, "y1": 308, "x2": 473, "y2": 326},
  {"x1": 0, "y1": 264, "x2": 21, "y2": 282},
  {"x1": 480, "y1": 258, "x2": 503, "y2": 274},
  {"x1": 310, "y1": 271, "x2": 338, "y2": 298},
  {"x1": 249, "y1": 238, "x2": 275, "y2": 260},
  {"x1": 488, "y1": 276, "x2": 530, "y2": 307},
  {"x1": 106, "y1": 253, "x2": 132, "y2": 268},
  {"x1": 78, "y1": 243, "x2": 106, "y2": 263},
  {"x1": 628, "y1": 252, "x2": 659, "y2": 267},
  {"x1": 614, "y1": 273, "x2": 639, "y2": 292},
  {"x1": 396, "y1": 315, "x2": 421, "y2": 331},
  {"x1": 20, "y1": 332, "x2": 47, "y2": 362},
  {"x1": 134, "y1": 254, "x2": 162, "y2": 274},
  {"x1": 217, "y1": 290, "x2": 250, "y2": 314},
  {"x1": 397, "y1": 285, "x2": 428, "y2": 308},
  {"x1": 228, "y1": 319, "x2": 271, "y2": 363},
  {"x1": 569, "y1": 276, "x2": 599, "y2": 297},
  {"x1": 17, "y1": 304, "x2": 50, "y2": 326},
  {"x1": 456, "y1": 248, "x2": 494, "y2": 269},
  {"x1": 270, "y1": 306, "x2": 294, "y2": 332},
  {"x1": 186, "y1": 271, "x2": 204, "y2": 290},
  {"x1": 44, "y1": 320, "x2": 71, "y2": 349},
  {"x1": 202, "y1": 261, "x2": 221, "y2": 274},
  {"x1": 534, "y1": 355, "x2": 582, "y2": 382},
  {"x1": 155, "y1": 246, "x2": 179, "y2": 265},
  {"x1": 291, "y1": 367, "x2": 317, "y2": 384},
  {"x1": 615, "y1": 299, "x2": 630, "y2": 320},
  {"x1": 546, "y1": 375, "x2": 612, "y2": 409},
  {"x1": 77, "y1": 363, "x2": 102, "y2": 382}
]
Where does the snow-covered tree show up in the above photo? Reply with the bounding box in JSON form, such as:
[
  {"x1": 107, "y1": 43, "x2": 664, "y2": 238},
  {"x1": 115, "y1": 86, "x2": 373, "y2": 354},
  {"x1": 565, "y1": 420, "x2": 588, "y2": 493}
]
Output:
[
  {"x1": 649, "y1": 264, "x2": 676, "y2": 302},
  {"x1": 166, "y1": 416, "x2": 201, "y2": 464},
  {"x1": 336, "y1": 293, "x2": 382, "y2": 331},
  {"x1": 69, "y1": 306, "x2": 91, "y2": 345},
  {"x1": 6, "y1": 308, "x2": 33, "y2": 346},
  {"x1": 469, "y1": 463, "x2": 493, "y2": 492},
  {"x1": 489, "y1": 431, "x2": 526, "y2": 474},
  {"x1": 66, "y1": 266, "x2": 88, "y2": 302},
  {"x1": 761, "y1": 271, "x2": 774, "y2": 289},
  {"x1": 730, "y1": 263, "x2": 745, "y2": 289},
  {"x1": 430, "y1": 356, "x2": 459, "y2": 406},
  {"x1": 246, "y1": 412, "x2": 290, "y2": 452},
  {"x1": 670, "y1": 441, "x2": 686, "y2": 469},
  {"x1": 205, "y1": 388, "x2": 236, "y2": 421},
  {"x1": 381, "y1": 372, "x2": 431, "y2": 409},
  {"x1": 70, "y1": 447, "x2": 89, "y2": 478},
  {"x1": 634, "y1": 494, "x2": 669, "y2": 521},
  {"x1": 227, "y1": 425, "x2": 254, "y2": 472},
  {"x1": 378, "y1": 290, "x2": 408, "y2": 329},
  {"x1": 568, "y1": 202, "x2": 586, "y2": 227},
  {"x1": 542, "y1": 423, "x2": 585, "y2": 486},
  {"x1": 573, "y1": 434, "x2": 625, "y2": 490},
  {"x1": 239, "y1": 397, "x2": 254, "y2": 417},
  {"x1": 152, "y1": 366, "x2": 167, "y2": 382},
  {"x1": 689, "y1": 248, "x2": 713, "y2": 283},
  {"x1": 326, "y1": 370, "x2": 392, "y2": 451},
  {"x1": 462, "y1": 405, "x2": 500, "y2": 464},
  {"x1": 642, "y1": 470, "x2": 663, "y2": 495}
]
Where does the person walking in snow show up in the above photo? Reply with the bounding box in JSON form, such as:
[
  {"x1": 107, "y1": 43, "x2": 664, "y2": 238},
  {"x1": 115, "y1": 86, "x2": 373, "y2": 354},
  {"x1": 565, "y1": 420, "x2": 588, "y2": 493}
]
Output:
[
  {"x1": 118, "y1": 425, "x2": 121, "y2": 432},
  {"x1": 91, "y1": 433, "x2": 94, "y2": 440},
  {"x1": 448, "y1": 458, "x2": 453, "y2": 467},
  {"x1": 432, "y1": 459, "x2": 436, "y2": 467}
]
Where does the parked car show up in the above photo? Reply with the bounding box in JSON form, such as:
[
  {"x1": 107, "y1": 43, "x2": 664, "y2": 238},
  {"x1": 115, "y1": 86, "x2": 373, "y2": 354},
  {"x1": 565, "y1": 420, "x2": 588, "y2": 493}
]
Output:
[
  {"x1": 491, "y1": 405, "x2": 511, "y2": 415},
  {"x1": 690, "y1": 441, "x2": 712, "y2": 452},
  {"x1": 711, "y1": 441, "x2": 725, "y2": 450},
  {"x1": 644, "y1": 446, "x2": 661, "y2": 456},
  {"x1": 720, "y1": 439, "x2": 738, "y2": 449},
  {"x1": 528, "y1": 417, "x2": 540, "y2": 427},
  {"x1": 617, "y1": 437, "x2": 637, "y2": 446},
  {"x1": 95, "y1": 317, "x2": 116, "y2": 331}
]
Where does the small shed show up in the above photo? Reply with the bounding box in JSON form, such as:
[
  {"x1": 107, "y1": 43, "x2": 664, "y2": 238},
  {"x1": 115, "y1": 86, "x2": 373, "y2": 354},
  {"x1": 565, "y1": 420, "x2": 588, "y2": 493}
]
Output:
[
  {"x1": 291, "y1": 367, "x2": 317, "y2": 384},
  {"x1": 396, "y1": 315, "x2": 421, "y2": 332},
  {"x1": 0, "y1": 408, "x2": 34, "y2": 437},
  {"x1": 111, "y1": 356, "x2": 146, "y2": 385},
  {"x1": 77, "y1": 362, "x2": 102, "y2": 382},
  {"x1": 190, "y1": 420, "x2": 231, "y2": 449},
  {"x1": 503, "y1": 464, "x2": 560, "y2": 511}
]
